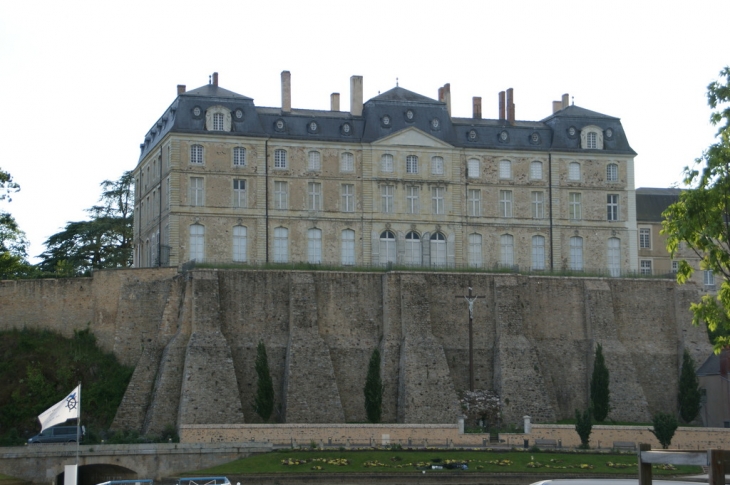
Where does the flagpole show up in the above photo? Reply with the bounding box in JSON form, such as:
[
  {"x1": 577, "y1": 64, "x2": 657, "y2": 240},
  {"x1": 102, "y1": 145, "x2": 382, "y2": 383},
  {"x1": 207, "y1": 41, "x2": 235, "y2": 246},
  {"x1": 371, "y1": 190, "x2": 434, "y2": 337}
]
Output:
[{"x1": 75, "y1": 382, "x2": 81, "y2": 477}]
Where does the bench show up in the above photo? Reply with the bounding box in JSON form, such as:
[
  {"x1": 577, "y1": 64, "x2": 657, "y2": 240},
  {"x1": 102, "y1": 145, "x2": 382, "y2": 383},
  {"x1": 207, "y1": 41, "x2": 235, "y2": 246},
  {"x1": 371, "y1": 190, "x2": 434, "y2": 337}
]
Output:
[
  {"x1": 534, "y1": 439, "x2": 558, "y2": 448},
  {"x1": 613, "y1": 441, "x2": 636, "y2": 451}
]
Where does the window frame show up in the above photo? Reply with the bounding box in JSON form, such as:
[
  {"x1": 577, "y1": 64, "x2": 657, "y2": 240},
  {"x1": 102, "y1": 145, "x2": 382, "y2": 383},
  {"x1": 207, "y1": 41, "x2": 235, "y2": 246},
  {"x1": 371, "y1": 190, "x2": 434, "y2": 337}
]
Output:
[
  {"x1": 381, "y1": 154, "x2": 394, "y2": 173},
  {"x1": 531, "y1": 191, "x2": 544, "y2": 219},
  {"x1": 232, "y1": 225, "x2": 247, "y2": 262},
  {"x1": 530, "y1": 161, "x2": 543, "y2": 180},
  {"x1": 639, "y1": 228, "x2": 651, "y2": 249},
  {"x1": 467, "y1": 188, "x2": 481, "y2": 216},
  {"x1": 468, "y1": 233, "x2": 482, "y2": 268},
  {"x1": 499, "y1": 160, "x2": 512, "y2": 179},
  {"x1": 406, "y1": 155, "x2": 419, "y2": 174},
  {"x1": 308, "y1": 151, "x2": 321, "y2": 171},
  {"x1": 341, "y1": 184, "x2": 355, "y2": 212},
  {"x1": 273, "y1": 227, "x2": 289, "y2": 263},
  {"x1": 430, "y1": 232, "x2": 447, "y2": 267},
  {"x1": 379, "y1": 230, "x2": 396, "y2": 265},
  {"x1": 431, "y1": 186, "x2": 445, "y2": 215},
  {"x1": 570, "y1": 236, "x2": 583, "y2": 271},
  {"x1": 640, "y1": 259, "x2": 652, "y2": 275},
  {"x1": 531, "y1": 235, "x2": 545, "y2": 271},
  {"x1": 308, "y1": 182, "x2": 322, "y2": 211},
  {"x1": 499, "y1": 190, "x2": 513, "y2": 218},
  {"x1": 500, "y1": 234, "x2": 514, "y2": 267},
  {"x1": 341, "y1": 229, "x2": 355, "y2": 266},
  {"x1": 274, "y1": 149, "x2": 288, "y2": 169},
  {"x1": 233, "y1": 146, "x2": 246, "y2": 167},
  {"x1": 190, "y1": 177, "x2": 204, "y2": 207},
  {"x1": 274, "y1": 181, "x2": 288, "y2": 209},
  {"x1": 381, "y1": 184, "x2": 394, "y2": 213},
  {"x1": 569, "y1": 192, "x2": 582, "y2": 220},
  {"x1": 607, "y1": 163, "x2": 618, "y2": 182},
  {"x1": 233, "y1": 179, "x2": 247, "y2": 208},
  {"x1": 307, "y1": 228, "x2": 322, "y2": 264},
  {"x1": 405, "y1": 231, "x2": 422, "y2": 266},
  {"x1": 189, "y1": 224, "x2": 205, "y2": 262},
  {"x1": 607, "y1": 237, "x2": 621, "y2": 277},
  {"x1": 607, "y1": 194, "x2": 619, "y2": 221},
  {"x1": 406, "y1": 186, "x2": 420, "y2": 214},
  {"x1": 340, "y1": 152, "x2": 354, "y2": 173},
  {"x1": 190, "y1": 144, "x2": 203, "y2": 165},
  {"x1": 568, "y1": 162, "x2": 581, "y2": 181},
  {"x1": 432, "y1": 156, "x2": 445, "y2": 176},
  {"x1": 467, "y1": 158, "x2": 479, "y2": 179}
]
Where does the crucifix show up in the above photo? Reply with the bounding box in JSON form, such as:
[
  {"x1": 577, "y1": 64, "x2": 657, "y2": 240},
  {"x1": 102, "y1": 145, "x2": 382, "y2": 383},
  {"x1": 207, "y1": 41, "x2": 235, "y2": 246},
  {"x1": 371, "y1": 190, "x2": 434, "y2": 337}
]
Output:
[{"x1": 455, "y1": 284, "x2": 485, "y2": 391}]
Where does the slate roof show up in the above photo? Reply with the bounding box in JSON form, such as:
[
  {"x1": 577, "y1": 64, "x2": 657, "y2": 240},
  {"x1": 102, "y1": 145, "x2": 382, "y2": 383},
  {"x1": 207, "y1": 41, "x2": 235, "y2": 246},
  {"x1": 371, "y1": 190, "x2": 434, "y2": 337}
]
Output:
[
  {"x1": 697, "y1": 352, "x2": 720, "y2": 377},
  {"x1": 636, "y1": 187, "x2": 683, "y2": 222}
]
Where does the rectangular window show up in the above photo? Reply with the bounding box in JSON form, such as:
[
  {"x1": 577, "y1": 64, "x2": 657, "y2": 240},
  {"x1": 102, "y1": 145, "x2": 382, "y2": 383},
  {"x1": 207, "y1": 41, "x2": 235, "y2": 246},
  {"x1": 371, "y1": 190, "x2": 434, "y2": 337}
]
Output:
[
  {"x1": 308, "y1": 182, "x2": 322, "y2": 210},
  {"x1": 607, "y1": 194, "x2": 619, "y2": 221},
  {"x1": 468, "y1": 233, "x2": 482, "y2": 268},
  {"x1": 467, "y1": 189, "x2": 481, "y2": 216},
  {"x1": 639, "y1": 228, "x2": 651, "y2": 249},
  {"x1": 233, "y1": 147, "x2": 246, "y2": 166},
  {"x1": 432, "y1": 186, "x2": 445, "y2": 215},
  {"x1": 233, "y1": 226, "x2": 247, "y2": 262},
  {"x1": 705, "y1": 270, "x2": 716, "y2": 287},
  {"x1": 190, "y1": 145, "x2": 203, "y2": 164},
  {"x1": 531, "y1": 191, "x2": 544, "y2": 219},
  {"x1": 341, "y1": 230, "x2": 355, "y2": 266},
  {"x1": 499, "y1": 160, "x2": 511, "y2": 179},
  {"x1": 341, "y1": 152, "x2": 354, "y2": 172},
  {"x1": 569, "y1": 162, "x2": 581, "y2": 181},
  {"x1": 432, "y1": 156, "x2": 445, "y2": 175},
  {"x1": 406, "y1": 186, "x2": 420, "y2": 214},
  {"x1": 381, "y1": 154, "x2": 393, "y2": 172},
  {"x1": 213, "y1": 112, "x2": 224, "y2": 131},
  {"x1": 499, "y1": 190, "x2": 513, "y2": 218},
  {"x1": 406, "y1": 155, "x2": 419, "y2": 174},
  {"x1": 467, "y1": 158, "x2": 479, "y2": 178},
  {"x1": 165, "y1": 176, "x2": 170, "y2": 209},
  {"x1": 233, "y1": 179, "x2": 247, "y2": 208},
  {"x1": 308, "y1": 151, "x2": 321, "y2": 171},
  {"x1": 569, "y1": 192, "x2": 582, "y2": 220},
  {"x1": 530, "y1": 161, "x2": 543, "y2": 180},
  {"x1": 570, "y1": 237, "x2": 583, "y2": 271},
  {"x1": 190, "y1": 177, "x2": 204, "y2": 206},
  {"x1": 640, "y1": 260, "x2": 652, "y2": 275},
  {"x1": 341, "y1": 184, "x2": 355, "y2": 212},
  {"x1": 274, "y1": 181, "x2": 288, "y2": 209},
  {"x1": 274, "y1": 149, "x2": 287, "y2": 169},
  {"x1": 500, "y1": 234, "x2": 514, "y2": 267},
  {"x1": 532, "y1": 236, "x2": 545, "y2": 270},
  {"x1": 672, "y1": 261, "x2": 679, "y2": 274},
  {"x1": 273, "y1": 227, "x2": 288, "y2": 263},
  {"x1": 607, "y1": 163, "x2": 618, "y2": 182},
  {"x1": 381, "y1": 185, "x2": 394, "y2": 213}
]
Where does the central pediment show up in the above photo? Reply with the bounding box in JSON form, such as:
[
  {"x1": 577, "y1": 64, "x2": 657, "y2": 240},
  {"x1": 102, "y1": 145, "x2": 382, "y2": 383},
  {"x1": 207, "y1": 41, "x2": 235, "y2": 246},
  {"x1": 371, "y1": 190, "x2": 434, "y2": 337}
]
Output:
[{"x1": 372, "y1": 127, "x2": 454, "y2": 149}]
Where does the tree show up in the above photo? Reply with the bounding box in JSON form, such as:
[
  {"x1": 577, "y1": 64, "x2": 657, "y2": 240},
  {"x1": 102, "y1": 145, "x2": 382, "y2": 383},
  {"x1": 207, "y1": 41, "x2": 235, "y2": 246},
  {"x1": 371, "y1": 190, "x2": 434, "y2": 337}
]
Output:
[
  {"x1": 0, "y1": 168, "x2": 20, "y2": 202},
  {"x1": 662, "y1": 67, "x2": 730, "y2": 351},
  {"x1": 574, "y1": 408, "x2": 592, "y2": 449},
  {"x1": 38, "y1": 171, "x2": 133, "y2": 276},
  {"x1": 0, "y1": 167, "x2": 34, "y2": 279},
  {"x1": 678, "y1": 349, "x2": 702, "y2": 423},
  {"x1": 364, "y1": 348, "x2": 383, "y2": 423},
  {"x1": 650, "y1": 413, "x2": 678, "y2": 449},
  {"x1": 590, "y1": 343, "x2": 610, "y2": 422},
  {"x1": 253, "y1": 341, "x2": 274, "y2": 422}
]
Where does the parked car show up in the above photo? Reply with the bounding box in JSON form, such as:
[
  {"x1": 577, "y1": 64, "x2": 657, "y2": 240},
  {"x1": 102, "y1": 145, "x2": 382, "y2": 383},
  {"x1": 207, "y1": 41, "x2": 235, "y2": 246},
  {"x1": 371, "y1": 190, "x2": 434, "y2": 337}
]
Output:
[{"x1": 27, "y1": 425, "x2": 84, "y2": 444}]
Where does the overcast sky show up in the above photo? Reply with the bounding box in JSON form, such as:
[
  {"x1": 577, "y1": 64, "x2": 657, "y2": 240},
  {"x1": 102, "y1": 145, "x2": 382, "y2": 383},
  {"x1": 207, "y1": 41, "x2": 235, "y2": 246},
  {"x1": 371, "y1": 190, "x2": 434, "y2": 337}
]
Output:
[{"x1": 1, "y1": 1, "x2": 728, "y2": 263}]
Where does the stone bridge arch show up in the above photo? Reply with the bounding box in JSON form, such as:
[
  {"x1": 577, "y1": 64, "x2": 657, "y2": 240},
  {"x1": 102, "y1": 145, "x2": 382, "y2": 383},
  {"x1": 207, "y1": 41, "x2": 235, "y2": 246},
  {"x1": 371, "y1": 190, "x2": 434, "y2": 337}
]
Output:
[{"x1": 57, "y1": 464, "x2": 138, "y2": 485}]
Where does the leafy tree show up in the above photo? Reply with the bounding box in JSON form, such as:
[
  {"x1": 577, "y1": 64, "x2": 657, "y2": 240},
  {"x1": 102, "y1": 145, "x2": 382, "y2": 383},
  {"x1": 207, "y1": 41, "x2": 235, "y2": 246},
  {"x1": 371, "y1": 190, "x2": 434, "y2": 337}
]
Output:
[
  {"x1": 253, "y1": 341, "x2": 274, "y2": 422},
  {"x1": 662, "y1": 67, "x2": 730, "y2": 351},
  {"x1": 0, "y1": 167, "x2": 19, "y2": 202},
  {"x1": 650, "y1": 412, "x2": 678, "y2": 449},
  {"x1": 38, "y1": 171, "x2": 133, "y2": 276},
  {"x1": 590, "y1": 343, "x2": 610, "y2": 422},
  {"x1": 364, "y1": 348, "x2": 383, "y2": 423},
  {"x1": 0, "y1": 168, "x2": 34, "y2": 279},
  {"x1": 678, "y1": 349, "x2": 702, "y2": 423},
  {"x1": 574, "y1": 408, "x2": 592, "y2": 449}
]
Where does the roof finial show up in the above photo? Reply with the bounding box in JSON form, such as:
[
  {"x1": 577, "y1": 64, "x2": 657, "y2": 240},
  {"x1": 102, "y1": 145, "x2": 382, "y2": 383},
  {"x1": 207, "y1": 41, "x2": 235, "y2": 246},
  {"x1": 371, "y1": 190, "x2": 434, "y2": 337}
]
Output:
[
  {"x1": 396, "y1": 77, "x2": 399, "y2": 87},
  {"x1": 208, "y1": 75, "x2": 212, "y2": 85},
  {"x1": 572, "y1": 95, "x2": 574, "y2": 105}
]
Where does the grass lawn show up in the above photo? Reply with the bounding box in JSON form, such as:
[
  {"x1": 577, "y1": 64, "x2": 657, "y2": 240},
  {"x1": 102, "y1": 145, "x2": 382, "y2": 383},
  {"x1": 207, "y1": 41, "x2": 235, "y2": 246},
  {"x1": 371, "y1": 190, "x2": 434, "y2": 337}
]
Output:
[{"x1": 189, "y1": 449, "x2": 702, "y2": 475}]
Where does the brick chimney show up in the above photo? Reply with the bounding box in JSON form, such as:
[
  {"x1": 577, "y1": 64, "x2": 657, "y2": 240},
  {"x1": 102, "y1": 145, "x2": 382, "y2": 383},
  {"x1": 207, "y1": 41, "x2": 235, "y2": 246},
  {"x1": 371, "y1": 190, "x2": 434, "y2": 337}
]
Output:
[
  {"x1": 281, "y1": 71, "x2": 291, "y2": 113},
  {"x1": 552, "y1": 101, "x2": 562, "y2": 114},
  {"x1": 506, "y1": 88, "x2": 515, "y2": 124},
  {"x1": 350, "y1": 75, "x2": 363, "y2": 116},
  {"x1": 562, "y1": 93, "x2": 569, "y2": 109},
  {"x1": 498, "y1": 91, "x2": 505, "y2": 120},
  {"x1": 438, "y1": 87, "x2": 444, "y2": 103},
  {"x1": 177, "y1": 85, "x2": 186, "y2": 96},
  {"x1": 443, "y1": 83, "x2": 451, "y2": 117},
  {"x1": 212, "y1": 72, "x2": 218, "y2": 87},
  {"x1": 472, "y1": 97, "x2": 482, "y2": 119},
  {"x1": 331, "y1": 93, "x2": 340, "y2": 111}
]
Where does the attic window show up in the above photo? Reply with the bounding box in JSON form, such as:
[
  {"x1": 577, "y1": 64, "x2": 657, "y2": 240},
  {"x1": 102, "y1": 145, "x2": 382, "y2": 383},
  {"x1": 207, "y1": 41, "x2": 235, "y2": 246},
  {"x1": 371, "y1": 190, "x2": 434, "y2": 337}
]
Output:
[
  {"x1": 205, "y1": 106, "x2": 232, "y2": 132},
  {"x1": 580, "y1": 125, "x2": 604, "y2": 150}
]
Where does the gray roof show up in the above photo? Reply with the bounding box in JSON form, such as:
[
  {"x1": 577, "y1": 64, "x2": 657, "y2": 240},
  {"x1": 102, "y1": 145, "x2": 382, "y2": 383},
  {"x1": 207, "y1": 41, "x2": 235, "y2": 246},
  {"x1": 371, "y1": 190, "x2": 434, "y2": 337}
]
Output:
[
  {"x1": 697, "y1": 352, "x2": 720, "y2": 377},
  {"x1": 138, "y1": 82, "x2": 638, "y2": 160},
  {"x1": 636, "y1": 187, "x2": 683, "y2": 222}
]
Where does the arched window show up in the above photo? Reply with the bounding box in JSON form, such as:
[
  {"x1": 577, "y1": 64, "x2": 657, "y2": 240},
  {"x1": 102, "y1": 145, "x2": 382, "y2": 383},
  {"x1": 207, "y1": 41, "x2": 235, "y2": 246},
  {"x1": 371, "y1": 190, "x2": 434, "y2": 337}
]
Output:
[
  {"x1": 570, "y1": 236, "x2": 583, "y2": 271},
  {"x1": 532, "y1": 235, "x2": 545, "y2": 271},
  {"x1": 341, "y1": 229, "x2": 355, "y2": 266},
  {"x1": 405, "y1": 232, "x2": 421, "y2": 266},
  {"x1": 432, "y1": 156, "x2": 445, "y2": 175},
  {"x1": 379, "y1": 230, "x2": 396, "y2": 265},
  {"x1": 467, "y1": 158, "x2": 479, "y2": 179},
  {"x1": 568, "y1": 162, "x2": 581, "y2": 181},
  {"x1": 607, "y1": 237, "x2": 620, "y2": 277},
  {"x1": 307, "y1": 228, "x2": 322, "y2": 264},
  {"x1": 500, "y1": 234, "x2": 514, "y2": 267},
  {"x1": 190, "y1": 144, "x2": 203, "y2": 164},
  {"x1": 340, "y1": 152, "x2": 354, "y2": 172},
  {"x1": 274, "y1": 149, "x2": 287, "y2": 169},
  {"x1": 308, "y1": 151, "x2": 321, "y2": 171},
  {"x1": 607, "y1": 163, "x2": 618, "y2": 182},
  {"x1": 530, "y1": 161, "x2": 543, "y2": 180},
  {"x1": 499, "y1": 160, "x2": 512, "y2": 179},
  {"x1": 189, "y1": 224, "x2": 205, "y2": 262},
  {"x1": 233, "y1": 226, "x2": 247, "y2": 262},
  {"x1": 468, "y1": 233, "x2": 482, "y2": 268},
  {"x1": 381, "y1": 154, "x2": 393, "y2": 172},
  {"x1": 406, "y1": 155, "x2": 419, "y2": 174},
  {"x1": 430, "y1": 232, "x2": 446, "y2": 267},
  {"x1": 273, "y1": 227, "x2": 288, "y2": 263}
]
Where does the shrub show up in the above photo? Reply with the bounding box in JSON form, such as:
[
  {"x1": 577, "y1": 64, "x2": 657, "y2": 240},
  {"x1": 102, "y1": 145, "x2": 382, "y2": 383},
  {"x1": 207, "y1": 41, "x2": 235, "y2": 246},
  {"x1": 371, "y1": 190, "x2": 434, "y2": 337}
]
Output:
[
  {"x1": 575, "y1": 408, "x2": 593, "y2": 448},
  {"x1": 650, "y1": 413, "x2": 678, "y2": 449}
]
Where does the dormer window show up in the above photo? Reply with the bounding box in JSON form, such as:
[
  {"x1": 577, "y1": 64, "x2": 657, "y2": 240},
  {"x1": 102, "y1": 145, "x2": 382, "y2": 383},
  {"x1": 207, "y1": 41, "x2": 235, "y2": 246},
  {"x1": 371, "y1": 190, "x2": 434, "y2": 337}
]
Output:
[
  {"x1": 205, "y1": 106, "x2": 232, "y2": 132},
  {"x1": 213, "y1": 113, "x2": 224, "y2": 131},
  {"x1": 587, "y1": 132, "x2": 597, "y2": 149},
  {"x1": 580, "y1": 125, "x2": 604, "y2": 149}
]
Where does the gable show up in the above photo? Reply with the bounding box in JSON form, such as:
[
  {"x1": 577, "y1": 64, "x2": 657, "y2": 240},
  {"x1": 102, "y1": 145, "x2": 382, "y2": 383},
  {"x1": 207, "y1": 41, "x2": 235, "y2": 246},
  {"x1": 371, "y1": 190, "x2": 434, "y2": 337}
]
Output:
[{"x1": 372, "y1": 127, "x2": 454, "y2": 149}]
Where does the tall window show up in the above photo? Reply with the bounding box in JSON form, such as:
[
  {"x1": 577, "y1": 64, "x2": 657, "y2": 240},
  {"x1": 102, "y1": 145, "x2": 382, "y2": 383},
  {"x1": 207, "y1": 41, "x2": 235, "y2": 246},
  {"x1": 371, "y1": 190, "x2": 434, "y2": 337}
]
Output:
[
  {"x1": 499, "y1": 160, "x2": 512, "y2": 179},
  {"x1": 672, "y1": 261, "x2": 679, "y2": 274},
  {"x1": 273, "y1": 227, "x2": 288, "y2": 263},
  {"x1": 607, "y1": 237, "x2": 620, "y2": 277},
  {"x1": 704, "y1": 270, "x2": 716, "y2": 287},
  {"x1": 432, "y1": 156, "x2": 445, "y2": 175},
  {"x1": 432, "y1": 186, "x2": 445, "y2": 214},
  {"x1": 381, "y1": 185, "x2": 394, "y2": 213},
  {"x1": 430, "y1": 232, "x2": 446, "y2": 267},
  {"x1": 340, "y1": 152, "x2": 354, "y2": 172},
  {"x1": 233, "y1": 147, "x2": 246, "y2": 166},
  {"x1": 568, "y1": 162, "x2": 581, "y2": 181},
  {"x1": 233, "y1": 179, "x2": 247, "y2": 208},
  {"x1": 274, "y1": 181, "x2": 288, "y2": 209},
  {"x1": 212, "y1": 113, "x2": 224, "y2": 131},
  {"x1": 570, "y1": 236, "x2": 583, "y2": 271},
  {"x1": 380, "y1": 231, "x2": 396, "y2": 265},
  {"x1": 233, "y1": 226, "x2": 247, "y2": 262},
  {"x1": 381, "y1": 154, "x2": 394, "y2": 172},
  {"x1": 467, "y1": 189, "x2": 481, "y2": 216},
  {"x1": 406, "y1": 186, "x2": 420, "y2": 214},
  {"x1": 308, "y1": 228, "x2": 322, "y2": 264},
  {"x1": 607, "y1": 194, "x2": 619, "y2": 221},
  {"x1": 532, "y1": 235, "x2": 545, "y2": 270},
  {"x1": 341, "y1": 184, "x2": 355, "y2": 212},
  {"x1": 406, "y1": 155, "x2": 419, "y2": 174},
  {"x1": 308, "y1": 182, "x2": 322, "y2": 210},
  {"x1": 607, "y1": 163, "x2": 618, "y2": 182},
  {"x1": 341, "y1": 229, "x2": 355, "y2": 265},
  {"x1": 569, "y1": 192, "x2": 582, "y2": 220},
  {"x1": 405, "y1": 232, "x2": 421, "y2": 266},
  {"x1": 190, "y1": 144, "x2": 203, "y2": 164},
  {"x1": 308, "y1": 151, "x2": 321, "y2": 171},
  {"x1": 532, "y1": 191, "x2": 544, "y2": 219},
  {"x1": 639, "y1": 228, "x2": 651, "y2": 249},
  {"x1": 274, "y1": 149, "x2": 287, "y2": 169},
  {"x1": 499, "y1": 190, "x2": 513, "y2": 218},
  {"x1": 500, "y1": 234, "x2": 514, "y2": 267},
  {"x1": 640, "y1": 259, "x2": 652, "y2": 275},
  {"x1": 189, "y1": 224, "x2": 205, "y2": 262},
  {"x1": 530, "y1": 161, "x2": 543, "y2": 180},
  {"x1": 467, "y1": 158, "x2": 479, "y2": 179},
  {"x1": 190, "y1": 177, "x2": 204, "y2": 206},
  {"x1": 587, "y1": 132, "x2": 597, "y2": 149},
  {"x1": 468, "y1": 233, "x2": 482, "y2": 268}
]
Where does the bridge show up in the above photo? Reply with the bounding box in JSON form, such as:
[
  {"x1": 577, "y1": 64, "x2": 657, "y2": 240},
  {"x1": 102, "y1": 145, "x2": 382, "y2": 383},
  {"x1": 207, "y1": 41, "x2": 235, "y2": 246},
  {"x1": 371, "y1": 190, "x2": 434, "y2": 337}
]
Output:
[{"x1": 0, "y1": 442, "x2": 271, "y2": 485}]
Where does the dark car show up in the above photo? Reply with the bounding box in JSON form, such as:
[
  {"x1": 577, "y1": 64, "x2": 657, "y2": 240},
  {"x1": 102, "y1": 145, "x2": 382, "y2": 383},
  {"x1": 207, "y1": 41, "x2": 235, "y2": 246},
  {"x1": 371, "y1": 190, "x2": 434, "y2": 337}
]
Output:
[{"x1": 27, "y1": 425, "x2": 84, "y2": 444}]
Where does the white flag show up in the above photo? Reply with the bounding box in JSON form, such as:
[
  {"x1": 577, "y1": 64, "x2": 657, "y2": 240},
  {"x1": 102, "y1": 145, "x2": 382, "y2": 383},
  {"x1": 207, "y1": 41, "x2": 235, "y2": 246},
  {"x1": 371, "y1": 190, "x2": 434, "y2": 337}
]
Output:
[{"x1": 38, "y1": 385, "x2": 80, "y2": 432}]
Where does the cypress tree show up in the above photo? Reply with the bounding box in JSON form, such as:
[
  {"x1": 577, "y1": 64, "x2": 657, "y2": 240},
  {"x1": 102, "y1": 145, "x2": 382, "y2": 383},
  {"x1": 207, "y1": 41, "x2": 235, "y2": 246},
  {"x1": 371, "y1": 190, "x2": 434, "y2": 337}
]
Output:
[
  {"x1": 678, "y1": 349, "x2": 702, "y2": 423},
  {"x1": 364, "y1": 348, "x2": 383, "y2": 423},
  {"x1": 574, "y1": 408, "x2": 593, "y2": 448},
  {"x1": 590, "y1": 343, "x2": 610, "y2": 422},
  {"x1": 253, "y1": 340, "x2": 274, "y2": 422}
]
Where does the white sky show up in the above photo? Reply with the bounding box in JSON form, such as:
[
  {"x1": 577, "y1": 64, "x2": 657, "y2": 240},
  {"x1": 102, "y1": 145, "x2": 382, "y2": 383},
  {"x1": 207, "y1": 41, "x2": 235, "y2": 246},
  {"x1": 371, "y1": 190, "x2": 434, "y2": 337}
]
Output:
[{"x1": 1, "y1": 0, "x2": 728, "y2": 263}]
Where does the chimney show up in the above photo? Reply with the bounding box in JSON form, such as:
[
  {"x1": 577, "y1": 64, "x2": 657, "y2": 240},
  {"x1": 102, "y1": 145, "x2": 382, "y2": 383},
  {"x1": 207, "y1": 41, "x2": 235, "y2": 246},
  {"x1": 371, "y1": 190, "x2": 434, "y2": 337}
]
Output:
[
  {"x1": 443, "y1": 83, "x2": 451, "y2": 117},
  {"x1": 438, "y1": 87, "x2": 445, "y2": 103},
  {"x1": 212, "y1": 72, "x2": 218, "y2": 87},
  {"x1": 330, "y1": 93, "x2": 340, "y2": 111},
  {"x1": 472, "y1": 97, "x2": 482, "y2": 119},
  {"x1": 281, "y1": 71, "x2": 291, "y2": 113},
  {"x1": 498, "y1": 91, "x2": 506, "y2": 120},
  {"x1": 177, "y1": 85, "x2": 186, "y2": 96},
  {"x1": 506, "y1": 88, "x2": 515, "y2": 124},
  {"x1": 350, "y1": 75, "x2": 363, "y2": 116},
  {"x1": 552, "y1": 100, "x2": 562, "y2": 114},
  {"x1": 562, "y1": 93, "x2": 569, "y2": 109}
]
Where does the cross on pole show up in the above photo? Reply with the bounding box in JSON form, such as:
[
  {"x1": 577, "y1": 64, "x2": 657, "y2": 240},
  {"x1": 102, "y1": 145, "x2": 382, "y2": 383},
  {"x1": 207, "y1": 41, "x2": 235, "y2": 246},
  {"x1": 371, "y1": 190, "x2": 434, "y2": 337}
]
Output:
[{"x1": 455, "y1": 284, "x2": 485, "y2": 391}]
